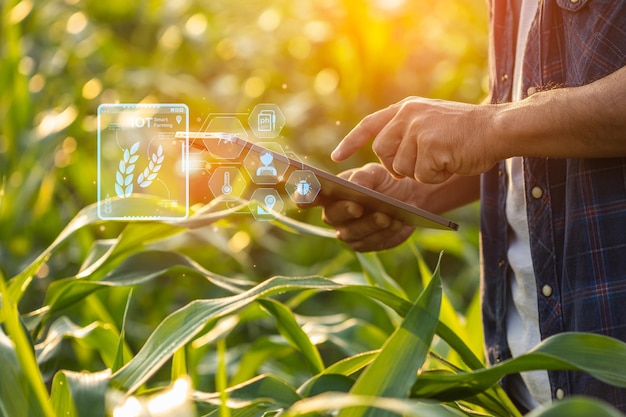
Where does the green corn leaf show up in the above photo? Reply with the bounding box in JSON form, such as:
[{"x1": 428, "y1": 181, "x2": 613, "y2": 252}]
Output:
[
  {"x1": 0, "y1": 327, "x2": 49, "y2": 417},
  {"x1": 50, "y1": 369, "x2": 111, "y2": 417},
  {"x1": 194, "y1": 374, "x2": 302, "y2": 410},
  {"x1": 525, "y1": 396, "x2": 626, "y2": 417},
  {"x1": 216, "y1": 338, "x2": 231, "y2": 417},
  {"x1": 8, "y1": 196, "x2": 243, "y2": 305},
  {"x1": 280, "y1": 392, "x2": 467, "y2": 417},
  {"x1": 231, "y1": 337, "x2": 295, "y2": 386},
  {"x1": 297, "y1": 373, "x2": 355, "y2": 398},
  {"x1": 270, "y1": 209, "x2": 337, "y2": 239},
  {"x1": 323, "y1": 350, "x2": 378, "y2": 377},
  {"x1": 112, "y1": 289, "x2": 133, "y2": 373},
  {"x1": 306, "y1": 316, "x2": 389, "y2": 357},
  {"x1": 348, "y1": 282, "x2": 484, "y2": 371},
  {"x1": 355, "y1": 252, "x2": 407, "y2": 299},
  {"x1": 6, "y1": 201, "x2": 97, "y2": 304},
  {"x1": 0, "y1": 276, "x2": 55, "y2": 417},
  {"x1": 337, "y1": 254, "x2": 443, "y2": 417},
  {"x1": 257, "y1": 298, "x2": 325, "y2": 374},
  {"x1": 35, "y1": 316, "x2": 128, "y2": 372},
  {"x1": 44, "y1": 250, "x2": 253, "y2": 318},
  {"x1": 412, "y1": 332, "x2": 626, "y2": 401},
  {"x1": 111, "y1": 276, "x2": 343, "y2": 393},
  {"x1": 172, "y1": 346, "x2": 188, "y2": 383}
]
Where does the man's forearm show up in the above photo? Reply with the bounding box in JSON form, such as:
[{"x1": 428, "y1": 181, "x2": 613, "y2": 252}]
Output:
[{"x1": 492, "y1": 65, "x2": 626, "y2": 159}]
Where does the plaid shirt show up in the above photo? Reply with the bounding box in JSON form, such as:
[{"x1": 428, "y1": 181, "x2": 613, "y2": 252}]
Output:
[{"x1": 481, "y1": 0, "x2": 626, "y2": 409}]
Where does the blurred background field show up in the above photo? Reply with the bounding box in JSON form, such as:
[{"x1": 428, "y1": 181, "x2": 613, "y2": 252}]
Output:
[
  {"x1": 1, "y1": 0, "x2": 487, "y2": 399},
  {"x1": 1, "y1": 0, "x2": 487, "y2": 285}
]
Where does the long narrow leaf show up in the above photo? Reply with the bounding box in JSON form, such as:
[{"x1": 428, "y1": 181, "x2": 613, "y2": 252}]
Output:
[
  {"x1": 44, "y1": 250, "x2": 253, "y2": 318},
  {"x1": 35, "y1": 317, "x2": 128, "y2": 371},
  {"x1": 0, "y1": 277, "x2": 54, "y2": 417},
  {"x1": 50, "y1": 370, "x2": 111, "y2": 417},
  {"x1": 525, "y1": 396, "x2": 625, "y2": 417},
  {"x1": 280, "y1": 392, "x2": 467, "y2": 417},
  {"x1": 355, "y1": 252, "x2": 407, "y2": 299},
  {"x1": 412, "y1": 332, "x2": 626, "y2": 401},
  {"x1": 297, "y1": 374, "x2": 355, "y2": 398},
  {"x1": 231, "y1": 337, "x2": 294, "y2": 385},
  {"x1": 337, "y1": 254, "x2": 443, "y2": 417},
  {"x1": 323, "y1": 350, "x2": 378, "y2": 376},
  {"x1": 112, "y1": 289, "x2": 133, "y2": 372},
  {"x1": 111, "y1": 276, "x2": 342, "y2": 393},
  {"x1": 339, "y1": 284, "x2": 484, "y2": 371},
  {"x1": 257, "y1": 298, "x2": 325, "y2": 374},
  {"x1": 8, "y1": 196, "x2": 242, "y2": 304},
  {"x1": 194, "y1": 374, "x2": 302, "y2": 410},
  {"x1": 0, "y1": 327, "x2": 47, "y2": 417}
]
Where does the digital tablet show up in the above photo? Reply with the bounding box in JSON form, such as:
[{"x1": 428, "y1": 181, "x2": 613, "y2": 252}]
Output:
[{"x1": 186, "y1": 132, "x2": 458, "y2": 231}]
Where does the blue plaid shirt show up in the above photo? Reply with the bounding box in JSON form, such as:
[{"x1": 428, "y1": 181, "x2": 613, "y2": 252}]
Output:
[{"x1": 481, "y1": 0, "x2": 626, "y2": 410}]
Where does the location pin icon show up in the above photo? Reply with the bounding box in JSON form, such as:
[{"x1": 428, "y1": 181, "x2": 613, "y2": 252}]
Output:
[
  {"x1": 176, "y1": 115, "x2": 182, "y2": 124},
  {"x1": 264, "y1": 194, "x2": 276, "y2": 210}
]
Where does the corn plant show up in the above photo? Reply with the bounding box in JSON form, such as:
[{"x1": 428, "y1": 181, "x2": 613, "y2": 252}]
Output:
[{"x1": 1, "y1": 196, "x2": 625, "y2": 417}]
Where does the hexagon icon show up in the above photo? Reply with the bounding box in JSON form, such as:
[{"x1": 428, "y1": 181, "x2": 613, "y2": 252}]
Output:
[
  {"x1": 203, "y1": 116, "x2": 248, "y2": 160},
  {"x1": 285, "y1": 170, "x2": 321, "y2": 204},
  {"x1": 243, "y1": 142, "x2": 289, "y2": 185},
  {"x1": 248, "y1": 103, "x2": 286, "y2": 139},
  {"x1": 250, "y1": 188, "x2": 284, "y2": 221},
  {"x1": 208, "y1": 166, "x2": 247, "y2": 201}
]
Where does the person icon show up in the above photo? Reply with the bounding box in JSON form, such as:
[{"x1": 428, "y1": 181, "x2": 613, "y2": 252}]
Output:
[{"x1": 256, "y1": 151, "x2": 277, "y2": 176}]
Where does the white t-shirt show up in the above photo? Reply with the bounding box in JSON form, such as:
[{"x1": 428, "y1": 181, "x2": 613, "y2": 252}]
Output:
[{"x1": 504, "y1": 0, "x2": 552, "y2": 408}]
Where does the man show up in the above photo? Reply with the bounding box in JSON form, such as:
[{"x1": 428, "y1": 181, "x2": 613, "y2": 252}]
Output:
[{"x1": 321, "y1": 0, "x2": 626, "y2": 411}]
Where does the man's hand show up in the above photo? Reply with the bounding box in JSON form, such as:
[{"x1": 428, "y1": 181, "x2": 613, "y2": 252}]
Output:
[
  {"x1": 331, "y1": 96, "x2": 502, "y2": 184},
  {"x1": 321, "y1": 164, "x2": 417, "y2": 252}
]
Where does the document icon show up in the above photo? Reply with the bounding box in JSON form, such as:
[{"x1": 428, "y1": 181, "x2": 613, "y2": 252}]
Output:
[{"x1": 257, "y1": 110, "x2": 276, "y2": 132}]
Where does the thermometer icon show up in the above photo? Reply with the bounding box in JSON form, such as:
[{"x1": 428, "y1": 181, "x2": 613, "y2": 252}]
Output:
[{"x1": 222, "y1": 171, "x2": 232, "y2": 195}]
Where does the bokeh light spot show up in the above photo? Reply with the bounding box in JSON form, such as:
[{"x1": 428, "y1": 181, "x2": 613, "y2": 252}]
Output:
[
  {"x1": 244, "y1": 76, "x2": 266, "y2": 98},
  {"x1": 9, "y1": 0, "x2": 33, "y2": 25},
  {"x1": 314, "y1": 68, "x2": 339, "y2": 95},
  {"x1": 82, "y1": 78, "x2": 102, "y2": 100},
  {"x1": 28, "y1": 74, "x2": 45, "y2": 93},
  {"x1": 288, "y1": 36, "x2": 311, "y2": 60},
  {"x1": 185, "y1": 13, "x2": 208, "y2": 37},
  {"x1": 66, "y1": 11, "x2": 87, "y2": 35},
  {"x1": 258, "y1": 8, "x2": 281, "y2": 32},
  {"x1": 303, "y1": 21, "x2": 332, "y2": 42},
  {"x1": 216, "y1": 38, "x2": 237, "y2": 60},
  {"x1": 160, "y1": 26, "x2": 182, "y2": 50}
]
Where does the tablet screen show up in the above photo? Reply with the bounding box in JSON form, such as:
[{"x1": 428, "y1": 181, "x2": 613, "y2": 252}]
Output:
[{"x1": 187, "y1": 133, "x2": 458, "y2": 231}]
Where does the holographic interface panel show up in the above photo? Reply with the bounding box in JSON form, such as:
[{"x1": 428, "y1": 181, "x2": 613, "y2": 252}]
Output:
[{"x1": 97, "y1": 103, "x2": 189, "y2": 220}]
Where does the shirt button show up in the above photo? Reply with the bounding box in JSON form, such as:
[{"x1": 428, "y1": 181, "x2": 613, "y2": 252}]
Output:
[
  {"x1": 531, "y1": 186, "x2": 543, "y2": 199},
  {"x1": 555, "y1": 388, "x2": 566, "y2": 400},
  {"x1": 501, "y1": 74, "x2": 509, "y2": 82},
  {"x1": 498, "y1": 259, "x2": 506, "y2": 269},
  {"x1": 527, "y1": 86, "x2": 537, "y2": 96},
  {"x1": 542, "y1": 284, "x2": 553, "y2": 297}
]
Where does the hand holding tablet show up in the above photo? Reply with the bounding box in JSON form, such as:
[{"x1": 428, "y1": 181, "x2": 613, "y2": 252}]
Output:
[{"x1": 191, "y1": 134, "x2": 458, "y2": 231}]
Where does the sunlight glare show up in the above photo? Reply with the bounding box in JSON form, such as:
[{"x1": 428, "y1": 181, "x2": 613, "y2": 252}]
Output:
[
  {"x1": 112, "y1": 397, "x2": 141, "y2": 417},
  {"x1": 369, "y1": 0, "x2": 406, "y2": 12},
  {"x1": 146, "y1": 378, "x2": 190, "y2": 415}
]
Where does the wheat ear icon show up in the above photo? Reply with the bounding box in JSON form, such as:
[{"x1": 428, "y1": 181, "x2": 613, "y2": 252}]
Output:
[
  {"x1": 137, "y1": 145, "x2": 164, "y2": 188},
  {"x1": 115, "y1": 141, "x2": 140, "y2": 198}
]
